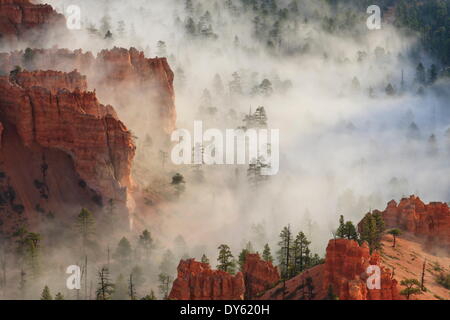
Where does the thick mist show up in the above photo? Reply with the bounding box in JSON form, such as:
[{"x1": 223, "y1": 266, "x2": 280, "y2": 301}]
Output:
[{"x1": 0, "y1": 0, "x2": 448, "y2": 299}]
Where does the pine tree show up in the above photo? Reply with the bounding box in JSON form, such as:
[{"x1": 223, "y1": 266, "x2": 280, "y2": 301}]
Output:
[
  {"x1": 75, "y1": 208, "x2": 95, "y2": 253},
  {"x1": 262, "y1": 244, "x2": 273, "y2": 263},
  {"x1": 96, "y1": 267, "x2": 114, "y2": 300},
  {"x1": 277, "y1": 226, "x2": 293, "y2": 280},
  {"x1": 360, "y1": 212, "x2": 385, "y2": 253},
  {"x1": 387, "y1": 228, "x2": 402, "y2": 247},
  {"x1": 128, "y1": 274, "x2": 136, "y2": 300},
  {"x1": 238, "y1": 248, "x2": 250, "y2": 272},
  {"x1": 201, "y1": 254, "x2": 210, "y2": 265},
  {"x1": 344, "y1": 221, "x2": 359, "y2": 241},
  {"x1": 55, "y1": 292, "x2": 64, "y2": 300},
  {"x1": 141, "y1": 290, "x2": 157, "y2": 300},
  {"x1": 400, "y1": 279, "x2": 422, "y2": 300},
  {"x1": 138, "y1": 229, "x2": 154, "y2": 262},
  {"x1": 114, "y1": 237, "x2": 132, "y2": 265},
  {"x1": 217, "y1": 244, "x2": 235, "y2": 273},
  {"x1": 428, "y1": 64, "x2": 438, "y2": 84},
  {"x1": 415, "y1": 62, "x2": 426, "y2": 84},
  {"x1": 40, "y1": 285, "x2": 52, "y2": 300},
  {"x1": 158, "y1": 273, "x2": 172, "y2": 299},
  {"x1": 112, "y1": 274, "x2": 127, "y2": 300},
  {"x1": 292, "y1": 231, "x2": 311, "y2": 274},
  {"x1": 24, "y1": 232, "x2": 41, "y2": 278},
  {"x1": 336, "y1": 215, "x2": 346, "y2": 238}
]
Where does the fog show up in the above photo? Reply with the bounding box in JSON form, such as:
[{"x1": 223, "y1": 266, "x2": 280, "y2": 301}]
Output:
[{"x1": 0, "y1": 0, "x2": 448, "y2": 299}]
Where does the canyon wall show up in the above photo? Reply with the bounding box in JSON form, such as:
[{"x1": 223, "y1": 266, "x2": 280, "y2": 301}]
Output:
[
  {"x1": 0, "y1": 47, "x2": 176, "y2": 138},
  {"x1": 0, "y1": 0, "x2": 65, "y2": 44},
  {"x1": 323, "y1": 239, "x2": 400, "y2": 300},
  {"x1": 168, "y1": 259, "x2": 245, "y2": 300},
  {"x1": 0, "y1": 70, "x2": 135, "y2": 232},
  {"x1": 169, "y1": 255, "x2": 280, "y2": 300},
  {"x1": 243, "y1": 254, "x2": 280, "y2": 299},
  {"x1": 379, "y1": 195, "x2": 450, "y2": 250}
]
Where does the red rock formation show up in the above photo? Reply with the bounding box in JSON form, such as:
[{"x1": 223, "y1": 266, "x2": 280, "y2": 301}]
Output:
[
  {"x1": 0, "y1": 70, "x2": 135, "y2": 231},
  {"x1": 243, "y1": 254, "x2": 280, "y2": 299},
  {"x1": 323, "y1": 239, "x2": 400, "y2": 300},
  {"x1": 0, "y1": 47, "x2": 176, "y2": 136},
  {"x1": 379, "y1": 195, "x2": 450, "y2": 249},
  {"x1": 0, "y1": 0, "x2": 65, "y2": 42},
  {"x1": 169, "y1": 259, "x2": 245, "y2": 300}
]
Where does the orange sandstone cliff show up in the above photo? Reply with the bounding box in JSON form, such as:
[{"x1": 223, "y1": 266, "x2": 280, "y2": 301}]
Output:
[
  {"x1": 168, "y1": 259, "x2": 245, "y2": 300},
  {"x1": 259, "y1": 239, "x2": 400, "y2": 300},
  {"x1": 169, "y1": 254, "x2": 280, "y2": 300},
  {"x1": 243, "y1": 253, "x2": 280, "y2": 299},
  {"x1": 0, "y1": 47, "x2": 176, "y2": 137},
  {"x1": 0, "y1": 70, "x2": 135, "y2": 232},
  {"x1": 379, "y1": 195, "x2": 450, "y2": 250},
  {"x1": 322, "y1": 239, "x2": 400, "y2": 300},
  {"x1": 0, "y1": 0, "x2": 65, "y2": 43}
]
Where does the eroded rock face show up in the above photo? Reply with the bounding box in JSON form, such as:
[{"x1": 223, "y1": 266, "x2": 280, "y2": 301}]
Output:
[
  {"x1": 0, "y1": 70, "x2": 135, "y2": 230},
  {"x1": 168, "y1": 259, "x2": 245, "y2": 300},
  {"x1": 243, "y1": 254, "x2": 280, "y2": 299},
  {"x1": 0, "y1": 47, "x2": 176, "y2": 137},
  {"x1": 323, "y1": 239, "x2": 400, "y2": 300},
  {"x1": 380, "y1": 195, "x2": 450, "y2": 249},
  {"x1": 0, "y1": 0, "x2": 65, "y2": 42}
]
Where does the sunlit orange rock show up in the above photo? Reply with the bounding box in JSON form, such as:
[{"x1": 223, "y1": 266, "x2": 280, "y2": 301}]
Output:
[
  {"x1": 0, "y1": 70, "x2": 135, "y2": 230},
  {"x1": 323, "y1": 239, "x2": 400, "y2": 300},
  {"x1": 243, "y1": 254, "x2": 280, "y2": 299},
  {"x1": 169, "y1": 259, "x2": 245, "y2": 300},
  {"x1": 0, "y1": 0, "x2": 65, "y2": 42},
  {"x1": 0, "y1": 47, "x2": 176, "y2": 136},
  {"x1": 380, "y1": 195, "x2": 450, "y2": 250}
]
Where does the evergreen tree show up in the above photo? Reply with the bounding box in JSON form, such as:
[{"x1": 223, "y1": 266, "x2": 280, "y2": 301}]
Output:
[
  {"x1": 156, "y1": 40, "x2": 167, "y2": 57},
  {"x1": 428, "y1": 64, "x2": 438, "y2": 84},
  {"x1": 415, "y1": 62, "x2": 426, "y2": 84},
  {"x1": 400, "y1": 279, "x2": 422, "y2": 300},
  {"x1": 344, "y1": 221, "x2": 358, "y2": 241},
  {"x1": 114, "y1": 237, "x2": 132, "y2": 264},
  {"x1": 229, "y1": 72, "x2": 243, "y2": 95},
  {"x1": 159, "y1": 250, "x2": 176, "y2": 274},
  {"x1": 158, "y1": 273, "x2": 172, "y2": 299},
  {"x1": 292, "y1": 231, "x2": 311, "y2": 274},
  {"x1": 128, "y1": 274, "x2": 136, "y2": 300},
  {"x1": 185, "y1": 17, "x2": 196, "y2": 35},
  {"x1": 171, "y1": 173, "x2": 186, "y2": 197},
  {"x1": 385, "y1": 83, "x2": 395, "y2": 95},
  {"x1": 138, "y1": 229, "x2": 154, "y2": 262},
  {"x1": 96, "y1": 267, "x2": 114, "y2": 300},
  {"x1": 75, "y1": 208, "x2": 95, "y2": 252},
  {"x1": 112, "y1": 274, "x2": 128, "y2": 300},
  {"x1": 55, "y1": 292, "x2": 64, "y2": 300},
  {"x1": 360, "y1": 212, "x2": 385, "y2": 253},
  {"x1": 387, "y1": 228, "x2": 402, "y2": 247},
  {"x1": 201, "y1": 254, "x2": 210, "y2": 265},
  {"x1": 238, "y1": 248, "x2": 250, "y2": 272},
  {"x1": 40, "y1": 285, "x2": 52, "y2": 300},
  {"x1": 336, "y1": 215, "x2": 346, "y2": 238},
  {"x1": 141, "y1": 290, "x2": 157, "y2": 300},
  {"x1": 277, "y1": 225, "x2": 293, "y2": 279},
  {"x1": 24, "y1": 232, "x2": 41, "y2": 278},
  {"x1": 217, "y1": 244, "x2": 235, "y2": 273},
  {"x1": 262, "y1": 243, "x2": 273, "y2": 263}
]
